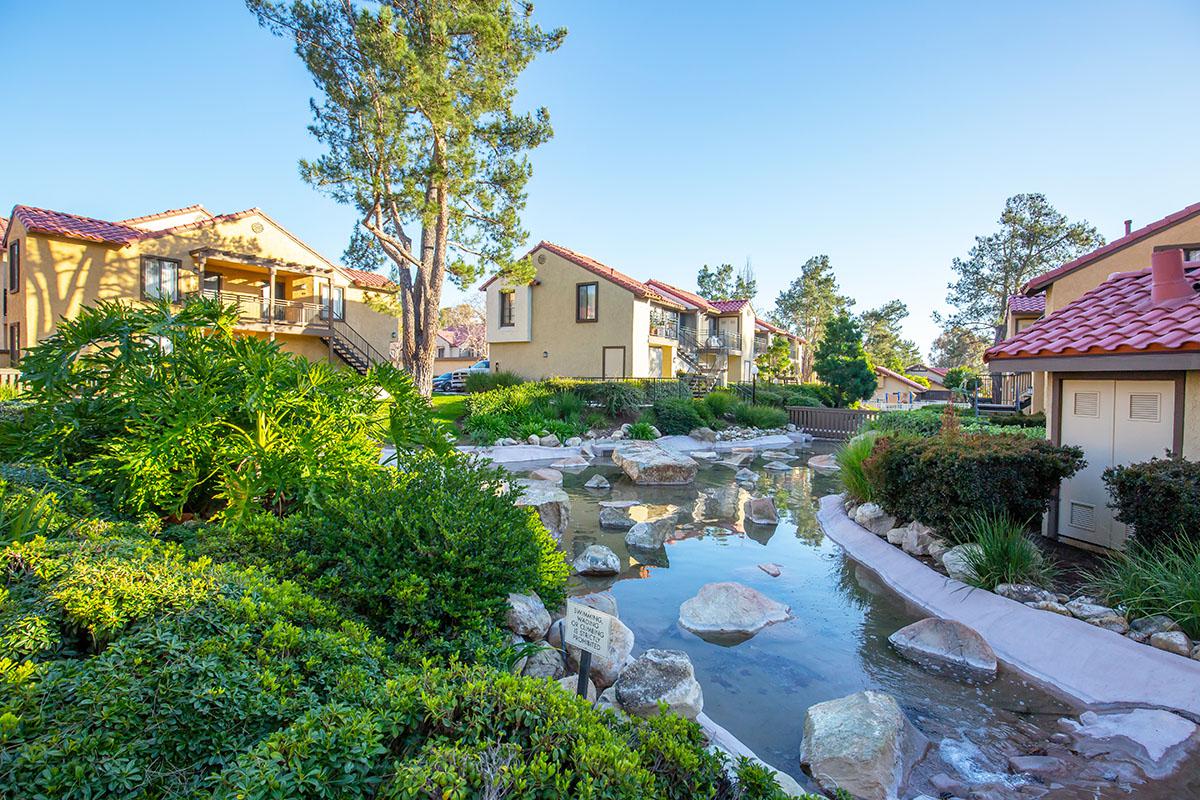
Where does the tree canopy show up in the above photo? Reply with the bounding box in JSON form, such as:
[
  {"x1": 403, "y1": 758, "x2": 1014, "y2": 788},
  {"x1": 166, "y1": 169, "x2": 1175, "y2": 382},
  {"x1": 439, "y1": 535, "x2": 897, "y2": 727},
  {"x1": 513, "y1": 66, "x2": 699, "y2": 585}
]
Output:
[
  {"x1": 770, "y1": 255, "x2": 854, "y2": 380},
  {"x1": 939, "y1": 193, "x2": 1103, "y2": 342},
  {"x1": 813, "y1": 314, "x2": 876, "y2": 408},
  {"x1": 246, "y1": 0, "x2": 564, "y2": 393},
  {"x1": 697, "y1": 260, "x2": 757, "y2": 300},
  {"x1": 859, "y1": 299, "x2": 920, "y2": 372},
  {"x1": 931, "y1": 325, "x2": 989, "y2": 371},
  {"x1": 754, "y1": 336, "x2": 793, "y2": 380}
]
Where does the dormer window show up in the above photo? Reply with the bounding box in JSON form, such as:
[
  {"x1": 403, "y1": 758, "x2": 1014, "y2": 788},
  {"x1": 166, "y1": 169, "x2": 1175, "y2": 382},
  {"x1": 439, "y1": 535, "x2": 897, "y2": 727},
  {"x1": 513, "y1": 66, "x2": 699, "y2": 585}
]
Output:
[{"x1": 576, "y1": 282, "x2": 598, "y2": 322}]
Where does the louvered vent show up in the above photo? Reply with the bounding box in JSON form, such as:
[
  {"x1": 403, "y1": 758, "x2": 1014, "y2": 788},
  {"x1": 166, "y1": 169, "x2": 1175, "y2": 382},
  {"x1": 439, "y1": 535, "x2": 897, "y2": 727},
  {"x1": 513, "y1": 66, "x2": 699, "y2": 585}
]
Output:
[
  {"x1": 1129, "y1": 393, "x2": 1161, "y2": 422},
  {"x1": 1073, "y1": 392, "x2": 1100, "y2": 417},
  {"x1": 1068, "y1": 502, "x2": 1096, "y2": 531}
]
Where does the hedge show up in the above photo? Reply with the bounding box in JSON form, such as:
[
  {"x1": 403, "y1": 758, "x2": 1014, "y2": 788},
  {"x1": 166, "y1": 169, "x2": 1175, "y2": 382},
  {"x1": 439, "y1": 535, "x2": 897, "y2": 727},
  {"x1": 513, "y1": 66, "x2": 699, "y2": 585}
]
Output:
[
  {"x1": 864, "y1": 432, "x2": 1084, "y2": 536},
  {"x1": 1104, "y1": 456, "x2": 1200, "y2": 549}
]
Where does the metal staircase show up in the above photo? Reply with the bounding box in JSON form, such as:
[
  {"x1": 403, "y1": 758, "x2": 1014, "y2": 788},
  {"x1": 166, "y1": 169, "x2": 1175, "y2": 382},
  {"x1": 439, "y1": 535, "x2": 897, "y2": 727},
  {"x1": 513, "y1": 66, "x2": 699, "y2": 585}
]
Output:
[
  {"x1": 676, "y1": 327, "x2": 729, "y2": 396},
  {"x1": 323, "y1": 318, "x2": 390, "y2": 375}
]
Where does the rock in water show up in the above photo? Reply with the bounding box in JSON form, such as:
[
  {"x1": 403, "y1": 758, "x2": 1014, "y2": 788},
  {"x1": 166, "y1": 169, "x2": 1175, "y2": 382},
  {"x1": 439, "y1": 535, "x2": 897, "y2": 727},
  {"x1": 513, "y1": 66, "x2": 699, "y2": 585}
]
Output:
[
  {"x1": 506, "y1": 593, "x2": 551, "y2": 640},
  {"x1": 678, "y1": 582, "x2": 790, "y2": 642},
  {"x1": 941, "y1": 544, "x2": 981, "y2": 583},
  {"x1": 529, "y1": 467, "x2": 563, "y2": 484},
  {"x1": 514, "y1": 480, "x2": 571, "y2": 536},
  {"x1": 573, "y1": 544, "x2": 621, "y2": 576},
  {"x1": 888, "y1": 618, "x2": 998, "y2": 682},
  {"x1": 800, "y1": 690, "x2": 928, "y2": 800},
  {"x1": 567, "y1": 615, "x2": 635, "y2": 689},
  {"x1": 583, "y1": 474, "x2": 610, "y2": 490},
  {"x1": 807, "y1": 453, "x2": 839, "y2": 472},
  {"x1": 734, "y1": 467, "x2": 759, "y2": 483},
  {"x1": 614, "y1": 649, "x2": 704, "y2": 720},
  {"x1": 758, "y1": 562, "x2": 782, "y2": 577},
  {"x1": 550, "y1": 454, "x2": 590, "y2": 469},
  {"x1": 1060, "y1": 709, "x2": 1200, "y2": 780},
  {"x1": 611, "y1": 441, "x2": 697, "y2": 485},
  {"x1": 625, "y1": 513, "x2": 676, "y2": 549},
  {"x1": 743, "y1": 496, "x2": 779, "y2": 525},
  {"x1": 598, "y1": 500, "x2": 639, "y2": 530},
  {"x1": 704, "y1": 486, "x2": 741, "y2": 519}
]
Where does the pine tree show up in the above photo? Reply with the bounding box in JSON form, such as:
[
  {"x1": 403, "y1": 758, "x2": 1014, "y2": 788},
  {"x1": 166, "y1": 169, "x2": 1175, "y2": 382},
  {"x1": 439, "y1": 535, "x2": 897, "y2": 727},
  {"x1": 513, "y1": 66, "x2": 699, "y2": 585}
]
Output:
[
  {"x1": 770, "y1": 255, "x2": 854, "y2": 380},
  {"x1": 812, "y1": 314, "x2": 876, "y2": 407}
]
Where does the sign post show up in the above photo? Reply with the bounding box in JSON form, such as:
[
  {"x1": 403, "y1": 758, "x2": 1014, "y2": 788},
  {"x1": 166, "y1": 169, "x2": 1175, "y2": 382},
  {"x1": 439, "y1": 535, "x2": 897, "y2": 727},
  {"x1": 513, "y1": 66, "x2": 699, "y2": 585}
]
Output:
[{"x1": 564, "y1": 600, "x2": 614, "y2": 698}]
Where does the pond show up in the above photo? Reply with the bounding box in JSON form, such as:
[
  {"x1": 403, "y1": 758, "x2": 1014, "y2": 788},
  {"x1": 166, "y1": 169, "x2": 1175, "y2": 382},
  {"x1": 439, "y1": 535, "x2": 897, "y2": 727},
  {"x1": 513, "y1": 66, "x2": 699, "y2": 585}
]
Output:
[{"x1": 527, "y1": 442, "x2": 1200, "y2": 800}]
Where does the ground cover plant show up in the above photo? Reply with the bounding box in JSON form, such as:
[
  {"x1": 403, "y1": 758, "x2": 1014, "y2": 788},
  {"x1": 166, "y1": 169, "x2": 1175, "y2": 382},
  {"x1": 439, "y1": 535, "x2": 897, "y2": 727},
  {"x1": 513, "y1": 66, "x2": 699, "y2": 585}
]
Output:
[
  {"x1": 954, "y1": 510, "x2": 1057, "y2": 590},
  {"x1": 1085, "y1": 534, "x2": 1200, "y2": 640}
]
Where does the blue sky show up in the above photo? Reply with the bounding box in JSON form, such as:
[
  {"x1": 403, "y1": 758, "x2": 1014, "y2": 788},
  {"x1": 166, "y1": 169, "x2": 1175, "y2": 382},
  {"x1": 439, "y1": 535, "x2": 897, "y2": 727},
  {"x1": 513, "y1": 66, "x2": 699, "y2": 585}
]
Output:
[{"x1": 3, "y1": 0, "x2": 1198, "y2": 351}]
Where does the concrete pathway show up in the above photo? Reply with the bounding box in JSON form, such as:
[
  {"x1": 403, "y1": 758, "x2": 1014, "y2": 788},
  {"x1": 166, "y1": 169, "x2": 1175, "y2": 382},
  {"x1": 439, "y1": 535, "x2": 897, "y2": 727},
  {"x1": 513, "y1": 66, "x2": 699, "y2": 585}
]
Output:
[{"x1": 817, "y1": 494, "x2": 1200, "y2": 721}]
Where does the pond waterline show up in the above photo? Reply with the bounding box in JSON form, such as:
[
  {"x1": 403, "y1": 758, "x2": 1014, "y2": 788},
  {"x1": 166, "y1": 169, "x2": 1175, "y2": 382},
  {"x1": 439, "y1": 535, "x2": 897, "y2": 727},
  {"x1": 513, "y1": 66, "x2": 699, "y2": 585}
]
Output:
[{"x1": 523, "y1": 441, "x2": 1200, "y2": 800}]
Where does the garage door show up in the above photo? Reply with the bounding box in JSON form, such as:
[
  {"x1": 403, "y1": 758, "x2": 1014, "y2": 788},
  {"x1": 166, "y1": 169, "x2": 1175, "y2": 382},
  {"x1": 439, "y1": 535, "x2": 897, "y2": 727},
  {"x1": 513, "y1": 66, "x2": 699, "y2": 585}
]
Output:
[{"x1": 1058, "y1": 379, "x2": 1174, "y2": 549}]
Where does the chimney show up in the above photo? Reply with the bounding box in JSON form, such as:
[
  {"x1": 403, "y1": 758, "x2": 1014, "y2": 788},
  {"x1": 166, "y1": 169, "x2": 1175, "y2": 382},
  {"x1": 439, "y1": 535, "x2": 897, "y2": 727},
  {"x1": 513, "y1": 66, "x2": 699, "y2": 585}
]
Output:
[
  {"x1": 1124, "y1": 219, "x2": 1133, "y2": 236},
  {"x1": 1150, "y1": 248, "x2": 1194, "y2": 305}
]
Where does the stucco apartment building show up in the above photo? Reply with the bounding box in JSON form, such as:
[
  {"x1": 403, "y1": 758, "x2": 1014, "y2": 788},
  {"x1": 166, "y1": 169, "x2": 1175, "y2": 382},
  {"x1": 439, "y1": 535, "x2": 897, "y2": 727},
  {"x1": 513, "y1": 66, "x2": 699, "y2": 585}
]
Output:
[
  {"x1": 999, "y1": 200, "x2": 1200, "y2": 414},
  {"x1": 2, "y1": 204, "x2": 399, "y2": 372},
  {"x1": 482, "y1": 241, "x2": 802, "y2": 387}
]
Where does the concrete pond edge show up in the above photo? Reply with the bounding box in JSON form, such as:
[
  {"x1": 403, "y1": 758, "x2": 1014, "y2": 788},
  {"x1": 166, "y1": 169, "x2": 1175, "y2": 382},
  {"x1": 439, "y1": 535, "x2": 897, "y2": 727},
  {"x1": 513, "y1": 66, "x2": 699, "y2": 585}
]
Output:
[{"x1": 816, "y1": 494, "x2": 1200, "y2": 722}]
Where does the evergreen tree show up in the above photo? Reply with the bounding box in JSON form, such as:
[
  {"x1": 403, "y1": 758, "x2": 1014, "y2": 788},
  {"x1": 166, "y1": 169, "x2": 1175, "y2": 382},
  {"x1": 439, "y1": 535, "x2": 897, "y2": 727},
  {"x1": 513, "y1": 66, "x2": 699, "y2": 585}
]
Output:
[
  {"x1": 696, "y1": 259, "x2": 757, "y2": 300},
  {"x1": 246, "y1": 0, "x2": 564, "y2": 394},
  {"x1": 931, "y1": 325, "x2": 989, "y2": 370},
  {"x1": 859, "y1": 299, "x2": 920, "y2": 372},
  {"x1": 770, "y1": 255, "x2": 854, "y2": 380},
  {"x1": 813, "y1": 314, "x2": 876, "y2": 407}
]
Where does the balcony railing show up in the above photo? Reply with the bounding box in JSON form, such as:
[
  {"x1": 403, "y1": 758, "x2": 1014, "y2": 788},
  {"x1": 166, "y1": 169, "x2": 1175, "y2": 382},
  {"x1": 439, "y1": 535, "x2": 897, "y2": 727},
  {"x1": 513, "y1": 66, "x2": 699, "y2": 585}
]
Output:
[
  {"x1": 679, "y1": 327, "x2": 741, "y2": 352},
  {"x1": 649, "y1": 311, "x2": 680, "y2": 340},
  {"x1": 185, "y1": 289, "x2": 332, "y2": 328}
]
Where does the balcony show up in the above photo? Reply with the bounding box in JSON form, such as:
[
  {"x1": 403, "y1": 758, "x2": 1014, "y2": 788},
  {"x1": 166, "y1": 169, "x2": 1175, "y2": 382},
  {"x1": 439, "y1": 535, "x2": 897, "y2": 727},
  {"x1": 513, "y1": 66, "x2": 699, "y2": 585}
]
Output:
[
  {"x1": 649, "y1": 310, "x2": 680, "y2": 340},
  {"x1": 184, "y1": 289, "x2": 333, "y2": 331},
  {"x1": 679, "y1": 327, "x2": 741, "y2": 352}
]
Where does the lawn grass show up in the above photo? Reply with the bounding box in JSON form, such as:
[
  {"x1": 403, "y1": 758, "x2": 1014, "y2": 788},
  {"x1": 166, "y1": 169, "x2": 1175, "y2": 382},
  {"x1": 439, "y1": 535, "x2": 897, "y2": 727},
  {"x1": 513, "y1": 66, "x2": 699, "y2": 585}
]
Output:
[{"x1": 431, "y1": 394, "x2": 468, "y2": 425}]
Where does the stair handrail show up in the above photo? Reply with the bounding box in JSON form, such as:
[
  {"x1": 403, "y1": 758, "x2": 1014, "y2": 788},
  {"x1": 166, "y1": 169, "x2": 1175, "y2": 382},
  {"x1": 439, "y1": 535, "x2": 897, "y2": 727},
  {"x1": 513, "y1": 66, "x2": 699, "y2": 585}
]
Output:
[{"x1": 330, "y1": 317, "x2": 390, "y2": 369}]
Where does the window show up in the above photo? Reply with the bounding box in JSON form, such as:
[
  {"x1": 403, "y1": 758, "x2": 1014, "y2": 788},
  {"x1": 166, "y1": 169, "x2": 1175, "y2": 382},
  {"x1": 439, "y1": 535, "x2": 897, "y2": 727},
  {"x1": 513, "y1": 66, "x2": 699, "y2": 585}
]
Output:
[
  {"x1": 7, "y1": 323, "x2": 18, "y2": 363},
  {"x1": 319, "y1": 283, "x2": 330, "y2": 320},
  {"x1": 499, "y1": 291, "x2": 514, "y2": 327},
  {"x1": 8, "y1": 241, "x2": 18, "y2": 293},
  {"x1": 576, "y1": 282, "x2": 598, "y2": 322},
  {"x1": 141, "y1": 256, "x2": 180, "y2": 301},
  {"x1": 202, "y1": 273, "x2": 222, "y2": 295},
  {"x1": 1186, "y1": 248, "x2": 1200, "y2": 262},
  {"x1": 437, "y1": 346, "x2": 445, "y2": 358},
  {"x1": 332, "y1": 287, "x2": 345, "y2": 321}
]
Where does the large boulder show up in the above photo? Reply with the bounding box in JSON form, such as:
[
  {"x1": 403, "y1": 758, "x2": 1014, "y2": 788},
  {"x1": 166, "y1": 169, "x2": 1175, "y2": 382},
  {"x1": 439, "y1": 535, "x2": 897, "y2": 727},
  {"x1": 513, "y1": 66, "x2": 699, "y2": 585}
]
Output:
[
  {"x1": 506, "y1": 593, "x2": 551, "y2": 640},
  {"x1": 612, "y1": 442, "x2": 697, "y2": 485},
  {"x1": 529, "y1": 467, "x2": 563, "y2": 484},
  {"x1": 854, "y1": 503, "x2": 896, "y2": 536},
  {"x1": 703, "y1": 486, "x2": 742, "y2": 518},
  {"x1": 679, "y1": 582, "x2": 790, "y2": 642},
  {"x1": 567, "y1": 615, "x2": 635, "y2": 689},
  {"x1": 887, "y1": 618, "x2": 998, "y2": 682},
  {"x1": 522, "y1": 645, "x2": 566, "y2": 680},
  {"x1": 625, "y1": 513, "x2": 676, "y2": 549},
  {"x1": 689, "y1": 427, "x2": 717, "y2": 443},
  {"x1": 800, "y1": 690, "x2": 928, "y2": 800},
  {"x1": 941, "y1": 544, "x2": 980, "y2": 583},
  {"x1": 598, "y1": 500, "x2": 640, "y2": 530},
  {"x1": 573, "y1": 544, "x2": 621, "y2": 576},
  {"x1": 514, "y1": 480, "x2": 571, "y2": 536},
  {"x1": 614, "y1": 649, "x2": 704, "y2": 720},
  {"x1": 901, "y1": 523, "x2": 936, "y2": 556},
  {"x1": 551, "y1": 454, "x2": 590, "y2": 469},
  {"x1": 743, "y1": 496, "x2": 779, "y2": 525}
]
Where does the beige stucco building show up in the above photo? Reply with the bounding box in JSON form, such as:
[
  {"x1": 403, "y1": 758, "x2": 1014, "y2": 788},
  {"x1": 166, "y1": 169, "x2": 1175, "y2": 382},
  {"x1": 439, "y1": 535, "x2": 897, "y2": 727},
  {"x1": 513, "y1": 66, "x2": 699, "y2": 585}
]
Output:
[
  {"x1": 481, "y1": 241, "x2": 803, "y2": 388},
  {"x1": 2, "y1": 204, "x2": 399, "y2": 372},
  {"x1": 871, "y1": 365, "x2": 928, "y2": 405}
]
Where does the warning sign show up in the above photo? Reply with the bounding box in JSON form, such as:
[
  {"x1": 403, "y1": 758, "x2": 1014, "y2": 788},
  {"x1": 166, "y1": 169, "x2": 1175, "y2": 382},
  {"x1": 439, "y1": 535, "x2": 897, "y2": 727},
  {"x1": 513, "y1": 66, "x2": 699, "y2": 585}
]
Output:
[{"x1": 565, "y1": 601, "x2": 613, "y2": 655}]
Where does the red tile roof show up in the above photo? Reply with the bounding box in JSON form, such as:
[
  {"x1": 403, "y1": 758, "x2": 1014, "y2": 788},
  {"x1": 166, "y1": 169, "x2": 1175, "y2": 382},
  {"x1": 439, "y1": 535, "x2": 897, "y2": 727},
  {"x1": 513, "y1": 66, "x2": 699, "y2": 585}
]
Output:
[
  {"x1": 1022, "y1": 200, "x2": 1200, "y2": 294},
  {"x1": 1008, "y1": 294, "x2": 1045, "y2": 314},
  {"x1": 482, "y1": 242, "x2": 684, "y2": 309},
  {"x1": 644, "y1": 279, "x2": 719, "y2": 313},
  {"x1": 345, "y1": 267, "x2": 396, "y2": 290},
  {"x1": 906, "y1": 363, "x2": 948, "y2": 378},
  {"x1": 875, "y1": 365, "x2": 927, "y2": 391},
  {"x1": 710, "y1": 298, "x2": 750, "y2": 313},
  {"x1": 7, "y1": 205, "x2": 144, "y2": 246},
  {"x1": 754, "y1": 318, "x2": 805, "y2": 343},
  {"x1": 987, "y1": 254, "x2": 1200, "y2": 362}
]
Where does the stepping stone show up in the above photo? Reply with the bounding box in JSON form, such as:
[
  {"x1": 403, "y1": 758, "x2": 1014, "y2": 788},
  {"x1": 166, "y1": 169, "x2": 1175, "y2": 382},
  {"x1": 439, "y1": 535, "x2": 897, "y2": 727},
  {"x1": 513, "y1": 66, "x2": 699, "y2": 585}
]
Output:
[
  {"x1": 888, "y1": 617, "x2": 997, "y2": 683},
  {"x1": 678, "y1": 582, "x2": 789, "y2": 642},
  {"x1": 583, "y1": 474, "x2": 610, "y2": 490}
]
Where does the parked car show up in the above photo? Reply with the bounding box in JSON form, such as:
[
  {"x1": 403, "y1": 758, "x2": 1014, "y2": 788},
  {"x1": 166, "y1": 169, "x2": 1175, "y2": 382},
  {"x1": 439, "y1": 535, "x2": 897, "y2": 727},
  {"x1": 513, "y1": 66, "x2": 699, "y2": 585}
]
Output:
[
  {"x1": 431, "y1": 372, "x2": 454, "y2": 392},
  {"x1": 450, "y1": 360, "x2": 490, "y2": 391}
]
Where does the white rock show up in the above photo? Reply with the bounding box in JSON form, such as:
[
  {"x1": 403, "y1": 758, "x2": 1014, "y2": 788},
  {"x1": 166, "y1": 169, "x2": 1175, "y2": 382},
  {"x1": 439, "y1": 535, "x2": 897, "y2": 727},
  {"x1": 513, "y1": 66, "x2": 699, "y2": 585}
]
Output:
[
  {"x1": 539, "y1": 433, "x2": 561, "y2": 448},
  {"x1": 800, "y1": 690, "x2": 927, "y2": 800},
  {"x1": 901, "y1": 523, "x2": 936, "y2": 556},
  {"x1": 758, "y1": 562, "x2": 782, "y2": 577},
  {"x1": 942, "y1": 544, "x2": 981, "y2": 583},
  {"x1": 926, "y1": 539, "x2": 950, "y2": 562},
  {"x1": 689, "y1": 427, "x2": 717, "y2": 443},
  {"x1": 529, "y1": 467, "x2": 563, "y2": 484},
  {"x1": 550, "y1": 454, "x2": 590, "y2": 469},
  {"x1": 1026, "y1": 600, "x2": 1072, "y2": 616},
  {"x1": 885, "y1": 527, "x2": 907, "y2": 545},
  {"x1": 1061, "y1": 709, "x2": 1200, "y2": 779},
  {"x1": 583, "y1": 474, "x2": 610, "y2": 490},
  {"x1": 506, "y1": 593, "x2": 551, "y2": 640},
  {"x1": 1065, "y1": 598, "x2": 1119, "y2": 620},
  {"x1": 854, "y1": 503, "x2": 896, "y2": 536},
  {"x1": 614, "y1": 649, "x2": 703, "y2": 720},
  {"x1": 888, "y1": 618, "x2": 997, "y2": 682},
  {"x1": 691, "y1": 450, "x2": 719, "y2": 461},
  {"x1": 995, "y1": 583, "x2": 1057, "y2": 604},
  {"x1": 522, "y1": 645, "x2": 566, "y2": 680},
  {"x1": 556, "y1": 674, "x2": 597, "y2": 702},
  {"x1": 573, "y1": 544, "x2": 621, "y2": 576},
  {"x1": 611, "y1": 441, "x2": 697, "y2": 485},
  {"x1": 564, "y1": 436, "x2": 583, "y2": 447},
  {"x1": 678, "y1": 582, "x2": 790, "y2": 640},
  {"x1": 527, "y1": 434, "x2": 540, "y2": 445}
]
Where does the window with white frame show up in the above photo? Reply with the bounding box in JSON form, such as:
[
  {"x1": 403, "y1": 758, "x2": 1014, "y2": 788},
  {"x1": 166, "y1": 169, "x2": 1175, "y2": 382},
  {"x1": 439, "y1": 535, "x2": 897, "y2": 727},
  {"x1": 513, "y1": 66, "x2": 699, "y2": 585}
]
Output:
[{"x1": 141, "y1": 256, "x2": 180, "y2": 301}]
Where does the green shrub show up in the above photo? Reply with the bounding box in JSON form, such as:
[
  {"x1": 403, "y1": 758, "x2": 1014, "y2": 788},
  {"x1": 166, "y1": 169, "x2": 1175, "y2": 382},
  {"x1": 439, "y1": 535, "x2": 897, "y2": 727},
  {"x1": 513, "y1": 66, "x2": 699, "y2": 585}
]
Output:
[
  {"x1": 867, "y1": 407, "x2": 1045, "y2": 440},
  {"x1": 627, "y1": 421, "x2": 658, "y2": 440},
  {"x1": 593, "y1": 381, "x2": 647, "y2": 418},
  {"x1": 693, "y1": 398, "x2": 716, "y2": 425},
  {"x1": 1085, "y1": 534, "x2": 1200, "y2": 640},
  {"x1": 703, "y1": 390, "x2": 738, "y2": 419},
  {"x1": 836, "y1": 432, "x2": 880, "y2": 504},
  {"x1": 987, "y1": 411, "x2": 1046, "y2": 428},
  {"x1": 463, "y1": 411, "x2": 510, "y2": 444},
  {"x1": 787, "y1": 393, "x2": 824, "y2": 408},
  {"x1": 194, "y1": 453, "x2": 567, "y2": 660},
  {"x1": 584, "y1": 410, "x2": 610, "y2": 431},
  {"x1": 652, "y1": 396, "x2": 705, "y2": 435},
  {"x1": 550, "y1": 390, "x2": 586, "y2": 420},
  {"x1": 464, "y1": 369, "x2": 524, "y2": 393},
  {"x1": 955, "y1": 511, "x2": 1056, "y2": 590},
  {"x1": 864, "y1": 433, "x2": 1083, "y2": 534},
  {"x1": 733, "y1": 403, "x2": 788, "y2": 430},
  {"x1": 1103, "y1": 456, "x2": 1200, "y2": 549}
]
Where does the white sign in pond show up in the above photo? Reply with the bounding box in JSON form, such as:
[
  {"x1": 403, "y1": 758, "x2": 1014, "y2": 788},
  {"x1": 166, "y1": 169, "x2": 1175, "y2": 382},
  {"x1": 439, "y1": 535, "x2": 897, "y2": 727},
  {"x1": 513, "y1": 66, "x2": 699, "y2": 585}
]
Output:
[{"x1": 565, "y1": 601, "x2": 613, "y2": 655}]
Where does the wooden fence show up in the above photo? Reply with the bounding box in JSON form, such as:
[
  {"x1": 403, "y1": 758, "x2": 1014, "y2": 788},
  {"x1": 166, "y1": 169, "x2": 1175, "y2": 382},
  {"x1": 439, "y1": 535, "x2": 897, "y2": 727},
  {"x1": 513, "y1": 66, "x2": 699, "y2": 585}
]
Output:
[
  {"x1": 786, "y1": 406, "x2": 880, "y2": 440},
  {"x1": 0, "y1": 368, "x2": 21, "y2": 389}
]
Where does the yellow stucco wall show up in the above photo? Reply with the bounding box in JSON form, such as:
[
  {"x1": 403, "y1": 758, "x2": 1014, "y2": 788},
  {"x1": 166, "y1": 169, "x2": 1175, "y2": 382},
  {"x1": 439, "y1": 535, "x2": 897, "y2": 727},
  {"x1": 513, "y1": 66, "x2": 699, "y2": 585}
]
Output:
[
  {"x1": 5, "y1": 211, "x2": 399, "y2": 366},
  {"x1": 485, "y1": 247, "x2": 638, "y2": 379},
  {"x1": 872, "y1": 373, "x2": 923, "y2": 402}
]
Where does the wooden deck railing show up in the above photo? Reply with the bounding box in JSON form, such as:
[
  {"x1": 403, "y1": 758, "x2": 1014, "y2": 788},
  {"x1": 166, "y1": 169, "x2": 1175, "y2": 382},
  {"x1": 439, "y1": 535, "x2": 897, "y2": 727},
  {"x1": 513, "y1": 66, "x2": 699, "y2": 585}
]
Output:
[{"x1": 786, "y1": 406, "x2": 880, "y2": 440}]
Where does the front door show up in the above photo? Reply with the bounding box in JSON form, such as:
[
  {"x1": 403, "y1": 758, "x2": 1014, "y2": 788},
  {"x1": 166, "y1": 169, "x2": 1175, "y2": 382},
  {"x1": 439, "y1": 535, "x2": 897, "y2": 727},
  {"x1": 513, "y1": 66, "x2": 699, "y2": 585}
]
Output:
[
  {"x1": 1058, "y1": 379, "x2": 1175, "y2": 549},
  {"x1": 648, "y1": 346, "x2": 664, "y2": 378},
  {"x1": 602, "y1": 346, "x2": 625, "y2": 379}
]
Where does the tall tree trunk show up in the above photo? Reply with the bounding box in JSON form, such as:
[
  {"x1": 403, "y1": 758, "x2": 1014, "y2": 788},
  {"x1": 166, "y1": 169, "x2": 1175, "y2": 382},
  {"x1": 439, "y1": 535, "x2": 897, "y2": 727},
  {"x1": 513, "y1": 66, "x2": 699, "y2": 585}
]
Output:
[{"x1": 408, "y1": 175, "x2": 450, "y2": 397}]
